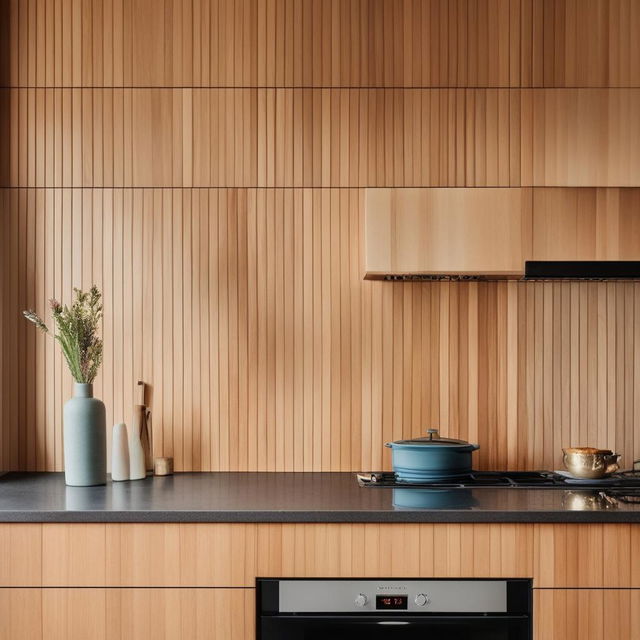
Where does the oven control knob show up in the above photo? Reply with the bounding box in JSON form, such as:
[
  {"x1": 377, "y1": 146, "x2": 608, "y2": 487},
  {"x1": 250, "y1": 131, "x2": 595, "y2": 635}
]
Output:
[
  {"x1": 354, "y1": 593, "x2": 368, "y2": 607},
  {"x1": 414, "y1": 593, "x2": 429, "y2": 607}
]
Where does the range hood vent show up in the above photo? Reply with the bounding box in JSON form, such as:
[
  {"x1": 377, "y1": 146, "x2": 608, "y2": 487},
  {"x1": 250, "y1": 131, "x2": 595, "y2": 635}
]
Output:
[
  {"x1": 383, "y1": 274, "x2": 488, "y2": 282},
  {"x1": 524, "y1": 261, "x2": 640, "y2": 280}
]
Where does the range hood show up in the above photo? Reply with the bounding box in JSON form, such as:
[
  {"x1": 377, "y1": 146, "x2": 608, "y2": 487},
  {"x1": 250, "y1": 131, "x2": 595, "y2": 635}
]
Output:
[
  {"x1": 364, "y1": 189, "x2": 640, "y2": 281},
  {"x1": 524, "y1": 261, "x2": 640, "y2": 280}
]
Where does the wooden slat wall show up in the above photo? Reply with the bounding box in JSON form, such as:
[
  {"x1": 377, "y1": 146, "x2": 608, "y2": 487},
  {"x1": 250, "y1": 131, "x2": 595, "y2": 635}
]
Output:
[
  {"x1": 3, "y1": 88, "x2": 640, "y2": 187},
  {"x1": 3, "y1": 88, "x2": 640, "y2": 188},
  {"x1": 521, "y1": 88, "x2": 640, "y2": 186},
  {"x1": 2, "y1": 0, "x2": 640, "y2": 88},
  {"x1": 532, "y1": 188, "x2": 640, "y2": 260},
  {"x1": 2, "y1": 188, "x2": 640, "y2": 471},
  {"x1": 2, "y1": 1, "x2": 640, "y2": 472},
  {"x1": 0, "y1": 87, "x2": 523, "y2": 188}
]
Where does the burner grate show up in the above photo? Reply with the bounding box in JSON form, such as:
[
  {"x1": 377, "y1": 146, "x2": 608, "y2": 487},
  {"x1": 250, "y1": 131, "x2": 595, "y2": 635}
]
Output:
[{"x1": 356, "y1": 470, "x2": 640, "y2": 490}]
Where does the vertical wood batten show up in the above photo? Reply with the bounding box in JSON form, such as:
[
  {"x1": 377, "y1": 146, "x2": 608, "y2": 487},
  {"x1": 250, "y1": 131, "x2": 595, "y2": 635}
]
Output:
[
  {"x1": 2, "y1": 188, "x2": 640, "y2": 471},
  {"x1": 2, "y1": 0, "x2": 640, "y2": 473},
  {"x1": 4, "y1": 0, "x2": 640, "y2": 89},
  {"x1": 4, "y1": 87, "x2": 640, "y2": 188}
]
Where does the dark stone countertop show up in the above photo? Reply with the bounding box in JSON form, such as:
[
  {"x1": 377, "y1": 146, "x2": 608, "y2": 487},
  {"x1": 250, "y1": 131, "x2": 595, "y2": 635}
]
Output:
[{"x1": 1, "y1": 472, "x2": 640, "y2": 523}]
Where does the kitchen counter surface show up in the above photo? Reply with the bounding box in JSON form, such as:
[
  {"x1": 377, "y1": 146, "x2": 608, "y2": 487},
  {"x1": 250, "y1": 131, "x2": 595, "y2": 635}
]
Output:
[{"x1": 1, "y1": 471, "x2": 640, "y2": 523}]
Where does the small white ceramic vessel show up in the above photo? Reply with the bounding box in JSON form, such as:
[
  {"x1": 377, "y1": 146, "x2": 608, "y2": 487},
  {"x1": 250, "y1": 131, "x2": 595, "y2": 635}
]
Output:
[{"x1": 111, "y1": 423, "x2": 130, "y2": 482}]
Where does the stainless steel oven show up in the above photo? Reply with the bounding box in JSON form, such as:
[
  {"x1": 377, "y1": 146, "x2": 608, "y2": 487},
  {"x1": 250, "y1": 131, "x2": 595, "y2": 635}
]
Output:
[{"x1": 257, "y1": 578, "x2": 532, "y2": 639}]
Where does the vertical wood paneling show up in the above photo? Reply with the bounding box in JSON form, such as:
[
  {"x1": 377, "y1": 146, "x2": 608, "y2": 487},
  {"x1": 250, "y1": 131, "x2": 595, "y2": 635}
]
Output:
[
  {"x1": 4, "y1": 87, "x2": 640, "y2": 187},
  {"x1": 4, "y1": 523, "x2": 640, "y2": 638},
  {"x1": 4, "y1": 0, "x2": 640, "y2": 89},
  {"x1": 5, "y1": 522, "x2": 640, "y2": 589},
  {"x1": 3, "y1": 188, "x2": 640, "y2": 472},
  {"x1": 534, "y1": 589, "x2": 640, "y2": 639},
  {"x1": 0, "y1": 588, "x2": 254, "y2": 640},
  {"x1": 3, "y1": 1, "x2": 640, "y2": 473},
  {"x1": 539, "y1": 0, "x2": 640, "y2": 88},
  {"x1": 521, "y1": 89, "x2": 640, "y2": 186},
  {"x1": 533, "y1": 188, "x2": 640, "y2": 259},
  {"x1": 0, "y1": 0, "x2": 524, "y2": 88}
]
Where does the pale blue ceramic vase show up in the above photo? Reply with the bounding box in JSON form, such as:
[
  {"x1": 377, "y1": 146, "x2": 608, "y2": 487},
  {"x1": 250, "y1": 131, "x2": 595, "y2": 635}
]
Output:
[{"x1": 63, "y1": 383, "x2": 107, "y2": 486}]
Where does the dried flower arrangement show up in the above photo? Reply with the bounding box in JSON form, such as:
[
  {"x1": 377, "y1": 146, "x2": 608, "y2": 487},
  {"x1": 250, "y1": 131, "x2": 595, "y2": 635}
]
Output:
[{"x1": 23, "y1": 286, "x2": 104, "y2": 384}]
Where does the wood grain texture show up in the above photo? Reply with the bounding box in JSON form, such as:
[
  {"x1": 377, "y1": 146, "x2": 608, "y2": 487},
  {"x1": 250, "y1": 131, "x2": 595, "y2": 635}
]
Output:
[
  {"x1": 3, "y1": 188, "x2": 640, "y2": 471},
  {"x1": 4, "y1": 523, "x2": 640, "y2": 638},
  {"x1": 0, "y1": 524, "x2": 42, "y2": 586},
  {"x1": 3, "y1": 87, "x2": 640, "y2": 187},
  {"x1": 364, "y1": 187, "x2": 533, "y2": 276},
  {"x1": 0, "y1": 588, "x2": 254, "y2": 640},
  {"x1": 521, "y1": 89, "x2": 640, "y2": 186},
  {"x1": 3, "y1": 1, "x2": 640, "y2": 472},
  {"x1": 0, "y1": 588, "x2": 42, "y2": 640},
  {"x1": 4, "y1": 0, "x2": 640, "y2": 89},
  {"x1": 533, "y1": 188, "x2": 640, "y2": 260},
  {"x1": 537, "y1": 0, "x2": 640, "y2": 88},
  {"x1": 534, "y1": 589, "x2": 640, "y2": 640},
  {"x1": 0, "y1": 87, "x2": 524, "y2": 187},
  {"x1": 364, "y1": 186, "x2": 640, "y2": 276},
  {"x1": 3, "y1": 523, "x2": 640, "y2": 589}
]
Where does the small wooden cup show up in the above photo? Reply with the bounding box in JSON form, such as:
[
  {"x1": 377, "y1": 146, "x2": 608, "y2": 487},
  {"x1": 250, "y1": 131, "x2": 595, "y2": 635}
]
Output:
[{"x1": 153, "y1": 457, "x2": 174, "y2": 476}]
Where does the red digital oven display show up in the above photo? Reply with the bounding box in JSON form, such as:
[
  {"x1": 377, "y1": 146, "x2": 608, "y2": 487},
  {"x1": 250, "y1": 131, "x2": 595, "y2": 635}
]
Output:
[{"x1": 375, "y1": 595, "x2": 408, "y2": 610}]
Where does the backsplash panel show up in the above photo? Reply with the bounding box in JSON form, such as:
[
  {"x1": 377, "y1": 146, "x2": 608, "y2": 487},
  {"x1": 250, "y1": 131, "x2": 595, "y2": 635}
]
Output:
[
  {"x1": 3, "y1": 0, "x2": 640, "y2": 473},
  {"x1": 2, "y1": 188, "x2": 639, "y2": 472}
]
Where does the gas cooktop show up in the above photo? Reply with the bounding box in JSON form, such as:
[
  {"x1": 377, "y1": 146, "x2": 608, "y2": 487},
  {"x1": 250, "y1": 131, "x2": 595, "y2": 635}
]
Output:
[{"x1": 356, "y1": 470, "x2": 640, "y2": 490}]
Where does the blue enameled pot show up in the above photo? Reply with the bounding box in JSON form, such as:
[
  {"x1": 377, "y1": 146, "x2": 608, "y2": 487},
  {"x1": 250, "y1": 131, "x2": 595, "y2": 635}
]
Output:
[
  {"x1": 385, "y1": 429, "x2": 479, "y2": 483},
  {"x1": 392, "y1": 488, "x2": 478, "y2": 509}
]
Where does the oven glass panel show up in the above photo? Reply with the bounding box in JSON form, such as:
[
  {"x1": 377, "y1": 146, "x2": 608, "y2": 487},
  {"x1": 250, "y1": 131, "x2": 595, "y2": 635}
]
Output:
[{"x1": 261, "y1": 616, "x2": 530, "y2": 639}]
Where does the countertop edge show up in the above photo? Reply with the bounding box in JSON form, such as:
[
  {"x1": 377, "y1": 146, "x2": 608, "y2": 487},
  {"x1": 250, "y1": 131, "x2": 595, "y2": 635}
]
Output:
[
  {"x1": 3, "y1": 473, "x2": 639, "y2": 524},
  {"x1": 0, "y1": 510, "x2": 639, "y2": 524}
]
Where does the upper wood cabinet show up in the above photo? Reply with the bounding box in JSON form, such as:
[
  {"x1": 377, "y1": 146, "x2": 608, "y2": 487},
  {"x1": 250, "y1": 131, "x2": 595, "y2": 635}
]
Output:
[
  {"x1": 522, "y1": 90, "x2": 640, "y2": 187},
  {"x1": 532, "y1": 188, "x2": 640, "y2": 261},
  {"x1": 365, "y1": 187, "x2": 640, "y2": 278},
  {"x1": 364, "y1": 188, "x2": 532, "y2": 278}
]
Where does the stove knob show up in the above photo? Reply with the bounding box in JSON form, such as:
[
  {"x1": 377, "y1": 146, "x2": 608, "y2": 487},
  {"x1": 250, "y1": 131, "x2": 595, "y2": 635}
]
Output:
[
  {"x1": 355, "y1": 593, "x2": 368, "y2": 607},
  {"x1": 414, "y1": 593, "x2": 429, "y2": 607}
]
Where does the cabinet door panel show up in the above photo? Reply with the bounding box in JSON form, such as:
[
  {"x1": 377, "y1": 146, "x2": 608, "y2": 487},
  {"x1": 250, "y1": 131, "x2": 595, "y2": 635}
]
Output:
[
  {"x1": 0, "y1": 588, "x2": 254, "y2": 640},
  {"x1": 0, "y1": 588, "x2": 42, "y2": 640},
  {"x1": 534, "y1": 589, "x2": 640, "y2": 639},
  {"x1": 0, "y1": 524, "x2": 42, "y2": 586},
  {"x1": 365, "y1": 188, "x2": 532, "y2": 277},
  {"x1": 35, "y1": 523, "x2": 256, "y2": 587},
  {"x1": 532, "y1": 188, "x2": 640, "y2": 261},
  {"x1": 522, "y1": 89, "x2": 640, "y2": 187},
  {"x1": 105, "y1": 588, "x2": 254, "y2": 639}
]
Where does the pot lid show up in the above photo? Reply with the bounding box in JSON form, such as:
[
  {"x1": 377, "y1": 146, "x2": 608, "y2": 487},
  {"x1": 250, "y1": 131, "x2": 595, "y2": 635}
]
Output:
[{"x1": 389, "y1": 429, "x2": 475, "y2": 447}]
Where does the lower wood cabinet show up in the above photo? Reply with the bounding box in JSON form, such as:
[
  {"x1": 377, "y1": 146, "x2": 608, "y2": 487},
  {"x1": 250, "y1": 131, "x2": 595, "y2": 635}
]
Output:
[
  {"x1": 3, "y1": 524, "x2": 640, "y2": 639},
  {"x1": 5, "y1": 586, "x2": 640, "y2": 639},
  {"x1": 0, "y1": 588, "x2": 254, "y2": 640},
  {"x1": 534, "y1": 589, "x2": 640, "y2": 639}
]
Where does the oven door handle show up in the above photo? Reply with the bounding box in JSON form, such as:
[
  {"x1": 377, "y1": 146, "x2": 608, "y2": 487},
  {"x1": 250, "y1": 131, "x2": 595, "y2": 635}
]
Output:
[{"x1": 260, "y1": 616, "x2": 532, "y2": 640}]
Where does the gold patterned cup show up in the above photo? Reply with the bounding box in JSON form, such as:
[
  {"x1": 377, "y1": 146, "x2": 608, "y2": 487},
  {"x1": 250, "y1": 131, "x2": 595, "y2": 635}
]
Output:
[
  {"x1": 563, "y1": 490, "x2": 618, "y2": 510},
  {"x1": 562, "y1": 447, "x2": 621, "y2": 479}
]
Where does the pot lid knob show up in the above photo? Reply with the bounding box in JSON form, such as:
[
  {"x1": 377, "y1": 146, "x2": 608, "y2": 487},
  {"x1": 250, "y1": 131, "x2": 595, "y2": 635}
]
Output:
[{"x1": 426, "y1": 429, "x2": 440, "y2": 440}]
